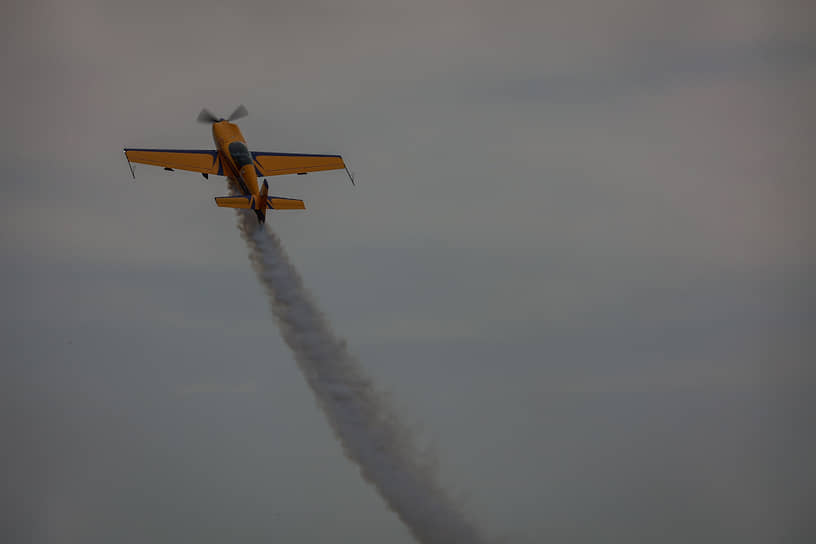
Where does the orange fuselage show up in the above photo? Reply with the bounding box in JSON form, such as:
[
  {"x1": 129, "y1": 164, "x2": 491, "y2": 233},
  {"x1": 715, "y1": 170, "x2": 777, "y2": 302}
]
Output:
[{"x1": 211, "y1": 121, "x2": 261, "y2": 204}]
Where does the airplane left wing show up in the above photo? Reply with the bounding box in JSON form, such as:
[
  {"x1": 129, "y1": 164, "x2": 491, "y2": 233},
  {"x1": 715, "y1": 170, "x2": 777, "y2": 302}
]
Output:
[{"x1": 124, "y1": 148, "x2": 222, "y2": 176}]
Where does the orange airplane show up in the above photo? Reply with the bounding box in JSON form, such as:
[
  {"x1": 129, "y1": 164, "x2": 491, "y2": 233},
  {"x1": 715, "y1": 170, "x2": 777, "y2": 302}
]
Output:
[{"x1": 124, "y1": 105, "x2": 354, "y2": 223}]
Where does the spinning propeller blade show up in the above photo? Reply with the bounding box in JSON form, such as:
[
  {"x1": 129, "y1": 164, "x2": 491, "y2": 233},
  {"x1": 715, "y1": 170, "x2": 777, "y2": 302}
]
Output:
[
  {"x1": 228, "y1": 104, "x2": 248, "y2": 121},
  {"x1": 197, "y1": 108, "x2": 220, "y2": 123}
]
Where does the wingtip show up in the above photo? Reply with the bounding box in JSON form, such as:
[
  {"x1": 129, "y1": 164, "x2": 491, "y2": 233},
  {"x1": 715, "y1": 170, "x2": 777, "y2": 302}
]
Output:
[
  {"x1": 344, "y1": 165, "x2": 356, "y2": 186},
  {"x1": 123, "y1": 149, "x2": 135, "y2": 179}
]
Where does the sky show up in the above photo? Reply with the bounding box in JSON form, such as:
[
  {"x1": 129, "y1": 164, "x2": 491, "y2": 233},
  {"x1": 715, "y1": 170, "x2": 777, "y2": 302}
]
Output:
[{"x1": 2, "y1": 0, "x2": 814, "y2": 542}]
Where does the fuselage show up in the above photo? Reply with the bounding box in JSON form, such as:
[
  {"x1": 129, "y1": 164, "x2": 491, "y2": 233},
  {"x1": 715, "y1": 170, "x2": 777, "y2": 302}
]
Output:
[{"x1": 211, "y1": 120, "x2": 260, "y2": 203}]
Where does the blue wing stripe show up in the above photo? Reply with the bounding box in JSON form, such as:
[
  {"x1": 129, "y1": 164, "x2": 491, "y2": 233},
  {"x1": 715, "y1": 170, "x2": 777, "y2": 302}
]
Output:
[
  {"x1": 124, "y1": 148, "x2": 218, "y2": 155},
  {"x1": 251, "y1": 151, "x2": 342, "y2": 158}
]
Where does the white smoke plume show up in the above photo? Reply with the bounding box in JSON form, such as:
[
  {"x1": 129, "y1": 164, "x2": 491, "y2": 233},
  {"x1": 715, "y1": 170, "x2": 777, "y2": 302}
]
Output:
[{"x1": 233, "y1": 200, "x2": 487, "y2": 543}]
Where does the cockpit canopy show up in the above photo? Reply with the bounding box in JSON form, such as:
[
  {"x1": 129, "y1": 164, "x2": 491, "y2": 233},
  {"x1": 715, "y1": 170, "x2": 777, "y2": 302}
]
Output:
[{"x1": 228, "y1": 141, "x2": 253, "y2": 168}]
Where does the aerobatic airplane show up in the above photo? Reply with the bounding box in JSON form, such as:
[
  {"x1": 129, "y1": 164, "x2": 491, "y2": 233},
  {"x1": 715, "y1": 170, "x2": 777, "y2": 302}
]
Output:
[{"x1": 124, "y1": 105, "x2": 354, "y2": 223}]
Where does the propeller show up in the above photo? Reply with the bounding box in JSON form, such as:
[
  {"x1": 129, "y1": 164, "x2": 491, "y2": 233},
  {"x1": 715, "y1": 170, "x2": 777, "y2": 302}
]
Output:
[
  {"x1": 228, "y1": 104, "x2": 248, "y2": 121},
  {"x1": 196, "y1": 108, "x2": 220, "y2": 123},
  {"x1": 196, "y1": 105, "x2": 248, "y2": 124}
]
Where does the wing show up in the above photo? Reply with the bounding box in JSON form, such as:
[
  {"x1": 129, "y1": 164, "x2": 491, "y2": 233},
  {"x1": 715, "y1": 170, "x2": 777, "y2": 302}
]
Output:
[
  {"x1": 124, "y1": 148, "x2": 223, "y2": 176},
  {"x1": 252, "y1": 151, "x2": 346, "y2": 177}
]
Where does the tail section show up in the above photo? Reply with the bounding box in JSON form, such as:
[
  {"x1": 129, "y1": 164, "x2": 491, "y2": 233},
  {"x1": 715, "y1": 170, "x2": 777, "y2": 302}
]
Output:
[
  {"x1": 260, "y1": 179, "x2": 269, "y2": 202},
  {"x1": 258, "y1": 181, "x2": 269, "y2": 223},
  {"x1": 214, "y1": 195, "x2": 306, "y2": 210},
  {"x1": 214, "y1": 182, "x2": 305, "y2": 223}
]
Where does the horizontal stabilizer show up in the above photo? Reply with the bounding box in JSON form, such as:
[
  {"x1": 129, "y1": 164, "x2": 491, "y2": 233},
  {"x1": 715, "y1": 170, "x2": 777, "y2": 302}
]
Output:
[
  {"x1": 267, "y1": 197, "x2": 306, "y2": 210},
  {"x1": 214, "y1": 195, "x2": 251, "y2": 209},
  {"x1": 214, "y1": 195, "x2": 305, "y2": 210}
]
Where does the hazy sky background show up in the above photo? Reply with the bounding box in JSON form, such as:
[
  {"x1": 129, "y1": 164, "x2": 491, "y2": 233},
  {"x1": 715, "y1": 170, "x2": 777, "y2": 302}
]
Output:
[{"x1": 2, "y1": 1, "x2": 814, "y2": 542}]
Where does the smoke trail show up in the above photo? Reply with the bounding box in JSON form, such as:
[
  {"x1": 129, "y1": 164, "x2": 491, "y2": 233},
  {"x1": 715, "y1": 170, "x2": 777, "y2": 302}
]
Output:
[{"x1": 233, "y1": 204, "x2": 487, "y2": 543}]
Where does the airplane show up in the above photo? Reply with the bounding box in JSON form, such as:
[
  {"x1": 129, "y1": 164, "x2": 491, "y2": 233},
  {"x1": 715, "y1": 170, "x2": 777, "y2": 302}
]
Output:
[{"x1": 123, "y1": 105, "x2": 354, "y2": 223}]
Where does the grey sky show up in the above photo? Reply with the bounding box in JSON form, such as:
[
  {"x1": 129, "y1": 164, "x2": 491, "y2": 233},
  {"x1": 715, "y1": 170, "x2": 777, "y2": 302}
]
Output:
[{"x1": 2, "y1": 1, "x2": 814, "y2": 542}]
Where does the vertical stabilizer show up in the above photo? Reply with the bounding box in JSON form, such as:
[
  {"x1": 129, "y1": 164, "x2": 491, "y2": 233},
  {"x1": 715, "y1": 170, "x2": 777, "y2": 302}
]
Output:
[
  {"x1": 255, "y1": 180, "x2": 269, "y2": 223},
  {"x1": 260, "y1": 179, "x2": 269, "y2": 203}
]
